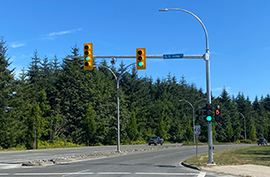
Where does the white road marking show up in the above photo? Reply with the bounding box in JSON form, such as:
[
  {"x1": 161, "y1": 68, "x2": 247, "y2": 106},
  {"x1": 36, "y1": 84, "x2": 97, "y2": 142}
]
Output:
[
  {"x1": 197, "y1": 171, "x2": 206, "y2": 177},
  {"x1": 97, "y1": 172, "x2": 132, "y2": 174},
  {"x1": 0, "y1": 164, "x2": 21, "y2": 169},
  {"x1": 13, "y1": 173, "x2": 95, "y2": 175},
  {"x1": 135, "y1": 172, "x2": 201, "y2": 175}
]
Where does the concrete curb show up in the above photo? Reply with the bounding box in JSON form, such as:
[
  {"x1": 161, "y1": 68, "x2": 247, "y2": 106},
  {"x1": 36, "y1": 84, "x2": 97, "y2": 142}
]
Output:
[{"x1": 181, "y1": 161, "x2": 201, "y2": 171}]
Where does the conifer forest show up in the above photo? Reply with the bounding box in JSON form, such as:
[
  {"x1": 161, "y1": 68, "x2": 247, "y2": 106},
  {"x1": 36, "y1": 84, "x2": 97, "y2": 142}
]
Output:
[{"x1": 1, "y1": 38, "x2": 270, "y2": 149}]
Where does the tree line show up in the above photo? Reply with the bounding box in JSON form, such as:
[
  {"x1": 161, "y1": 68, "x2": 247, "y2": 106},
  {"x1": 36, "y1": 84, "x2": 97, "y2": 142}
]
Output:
[{"x1": 0, "y1": 37, "x2": 270, "y2": 149}]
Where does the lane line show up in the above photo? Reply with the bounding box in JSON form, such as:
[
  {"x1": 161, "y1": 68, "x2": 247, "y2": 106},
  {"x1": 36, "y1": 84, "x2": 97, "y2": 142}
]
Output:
[
  {"x1": 97, "y1": 172, "x2": 132, "y2": 175},
  {"x1": 13, "y1": 173, "x2": 95, "y2": 175},
  {"x1": 135, "y1": 172, "x2": 198, "y2": 175}
]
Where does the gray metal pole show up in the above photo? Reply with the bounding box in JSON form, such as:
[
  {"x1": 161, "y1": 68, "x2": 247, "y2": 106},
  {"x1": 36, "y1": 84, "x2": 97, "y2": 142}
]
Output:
[
  {"x1": 244, "y1": 115, "x2": 246, "y2": 140},
  {"x1": 93, "y1": 63, "x2": 135, "y2": 153},
  {"x1": 179, "y1": 98, "x2": 207, "y2": 144},
  {"x1": 192, "y1": 106, "x2": 195, "y2": 143},
  {"x1": 205, "y1": 51, "x2": 214, "y2": 164},
  {"x1": 237, "y1": 112, "x2": 246, "y2": 140},
  {"x1": 117, "y1": 81, "x2": 120, "y2": 152},
  {"x1": 159, "y1": 8, "x2": 214, "y2": 165},
  {"x1": 179, "y1": 100, "x2": 195, "y2": 143}
]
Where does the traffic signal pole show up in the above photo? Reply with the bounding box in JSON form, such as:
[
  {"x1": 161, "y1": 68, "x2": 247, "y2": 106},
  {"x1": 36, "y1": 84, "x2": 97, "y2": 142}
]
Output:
[
  {"x1": 159, "y1": 8, "x2": 214, "y2": 165},
  {"x1": 205, "y1": 50, "x2": 214, "y2": 165}
]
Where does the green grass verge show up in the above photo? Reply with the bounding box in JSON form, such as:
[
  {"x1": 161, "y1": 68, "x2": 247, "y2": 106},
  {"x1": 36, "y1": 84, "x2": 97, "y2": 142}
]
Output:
[{"x1": 184, "y1": 145, "x2": 270, "y2": 167}]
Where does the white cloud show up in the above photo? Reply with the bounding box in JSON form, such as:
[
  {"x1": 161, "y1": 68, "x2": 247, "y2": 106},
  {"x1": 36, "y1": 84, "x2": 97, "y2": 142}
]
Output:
[
  {"x1": 212, "y1": 86, "x2": 231, "y2": 92},
  {"x1": 44, "y1": 28, "x2": 82, "y2": 40},
  {"x1": 10, "y1": 43, "x2": 25, "y2": 48},
  {"x1": 47, "y1": 30, "x2": 72, "y2": 37}
]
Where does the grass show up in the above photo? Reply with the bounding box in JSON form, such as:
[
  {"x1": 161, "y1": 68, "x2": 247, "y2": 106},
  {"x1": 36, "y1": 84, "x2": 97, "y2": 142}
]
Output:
[
  {"x1": 184, "y1": 145, "x2": 270, "y2": 167},
  {"x1": 181, "y1": 141, "x2": 253, "y2": 146}
]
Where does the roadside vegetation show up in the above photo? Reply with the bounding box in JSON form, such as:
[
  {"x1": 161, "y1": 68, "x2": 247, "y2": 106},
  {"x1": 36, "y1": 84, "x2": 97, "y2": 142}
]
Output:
[
  {"x1": 184, "y1": 145, "x2": 270, "y2": 167},
  {"x1": 1, "y1": 37, "x2": 270, "y2": 150},
  {"x1": 0, "y1": 140, "x2": 85, "y2": 151}
]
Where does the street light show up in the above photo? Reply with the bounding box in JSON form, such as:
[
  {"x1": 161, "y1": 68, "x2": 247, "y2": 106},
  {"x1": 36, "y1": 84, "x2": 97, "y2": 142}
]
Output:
[
  {"x1": 93, "y1": 62, "x2": 135, "y2": 153},
  {"x1": 159, "y1": 8, "x2": 213, "y2": 165},
  {"x1": 236, "y1": 111, "x2": 255, "y2": 140},
  {"x1": 179, "y1": 98, "x2": 207, "y2": 143}
]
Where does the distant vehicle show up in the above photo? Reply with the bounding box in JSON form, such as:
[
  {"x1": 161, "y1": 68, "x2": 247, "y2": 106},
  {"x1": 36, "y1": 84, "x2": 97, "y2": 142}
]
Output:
[
  {"x1": 148, "y1": 136, "x2": 164, "y2": 145},
  {"x1": 257, "y1": 138, "x2": 268, "y2": 145}
]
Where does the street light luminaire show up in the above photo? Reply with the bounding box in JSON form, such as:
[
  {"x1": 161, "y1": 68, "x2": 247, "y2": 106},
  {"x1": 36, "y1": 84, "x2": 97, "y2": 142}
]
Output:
[{"x1": 158, "y1": 8, "x2": 168, "y2": 12}]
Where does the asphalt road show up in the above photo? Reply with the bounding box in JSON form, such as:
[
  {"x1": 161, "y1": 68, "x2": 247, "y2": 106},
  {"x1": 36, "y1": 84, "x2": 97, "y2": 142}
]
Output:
[
  {"x1": 0, "y1": 144, "x2": 255, "y2": 177},
  {"x1": 0, "y1": 144, "x2": 180, "y2": 163}
]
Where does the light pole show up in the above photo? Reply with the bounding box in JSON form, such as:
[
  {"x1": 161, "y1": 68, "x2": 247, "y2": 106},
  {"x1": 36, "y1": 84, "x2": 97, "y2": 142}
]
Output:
[
  {"x1": 94, "y1": 62, "x2": 135, "y2": 152},
  {"x1": 179, "y1": 98, "x2": 207, "y2": 143},
  {"x1": 159, "y1": 8, "x2": 213, "y2": 164},
  {"x1": 236, "y1": 112, "x2": 246, "y2": 140},
  {"x1": 236, "y1": 111, "x2": 254, "y2": 140}
]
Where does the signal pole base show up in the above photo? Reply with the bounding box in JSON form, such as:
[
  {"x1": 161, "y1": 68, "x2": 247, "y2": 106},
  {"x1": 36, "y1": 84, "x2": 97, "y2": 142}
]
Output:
[{"x1": 207, "y1": 162, "x2": 216, "y2": 166}]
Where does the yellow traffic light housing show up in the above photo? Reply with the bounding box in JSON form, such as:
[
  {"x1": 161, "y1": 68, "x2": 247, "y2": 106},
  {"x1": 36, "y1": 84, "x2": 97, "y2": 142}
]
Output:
[
  {"x1": 136, "y1": 48, "x2": 146, "y2": 70},
  {"x1": 84, "y1": 43, "x2": 93, "y2": 70}
]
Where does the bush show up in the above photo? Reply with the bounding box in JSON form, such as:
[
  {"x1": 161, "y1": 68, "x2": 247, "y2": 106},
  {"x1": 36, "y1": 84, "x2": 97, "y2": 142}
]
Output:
[
  {"x1": 240, "y1": 139, "x2": 253, "y2": 144},
  {"x1": 38, "y1": 140, "x2": 82, "y2": 149},
  {"x1": 130, "y1": 140, "x2": 146, "y2": 145},
  {"x1": 182, "y1": 141, "x2": 196, "y2": 146}
]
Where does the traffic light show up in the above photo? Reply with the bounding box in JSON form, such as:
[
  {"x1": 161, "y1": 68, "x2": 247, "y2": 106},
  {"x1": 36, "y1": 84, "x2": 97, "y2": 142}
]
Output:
[
  {"x1": 215, "y1": 106, "x2": 221, "y2": 122},
  {"x1": 196, "y1": 106, "x2": 203, "y2": 121},
  {"x1": 84, "y1": 43, "x2": 93, "y2": 70},
  {"x1": 136, "y1": 48, "x2": 146, "y2": 70},
  {"x1": 205, "y1": 104, "x2": 213, "y2": 122}
]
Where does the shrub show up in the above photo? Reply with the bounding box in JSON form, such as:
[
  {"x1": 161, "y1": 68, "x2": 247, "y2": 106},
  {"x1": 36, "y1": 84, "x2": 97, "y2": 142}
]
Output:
[{"x1": 240, "y1": 139, "x2": 253, "y2": 144}]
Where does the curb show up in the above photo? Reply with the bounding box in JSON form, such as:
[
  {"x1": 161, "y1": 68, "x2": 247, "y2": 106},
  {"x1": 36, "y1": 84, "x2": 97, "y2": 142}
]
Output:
[{"x1": 181, "y1": 161, "x2": 201, "y2": 171}]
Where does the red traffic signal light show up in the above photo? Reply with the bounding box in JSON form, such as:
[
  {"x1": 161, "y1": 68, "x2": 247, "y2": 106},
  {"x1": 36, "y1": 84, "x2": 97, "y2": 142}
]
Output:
[
  {"x1": 215, "y1": 106, "x2": 221, "y2": 122},
  {"x1": 215, "y1": 109, "x2": 220, "y2": 116}
]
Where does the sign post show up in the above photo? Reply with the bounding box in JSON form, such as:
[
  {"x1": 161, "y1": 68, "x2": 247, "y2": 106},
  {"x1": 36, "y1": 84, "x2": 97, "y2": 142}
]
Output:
[{"x1": 194, "y1": 125, "x2": 201, "y2": 157}]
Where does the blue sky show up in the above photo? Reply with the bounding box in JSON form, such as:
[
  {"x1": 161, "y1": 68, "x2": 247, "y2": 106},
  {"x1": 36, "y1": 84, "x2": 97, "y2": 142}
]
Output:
[{"x1": 1, "y1": 0, "x2": 270, "y2": 101}]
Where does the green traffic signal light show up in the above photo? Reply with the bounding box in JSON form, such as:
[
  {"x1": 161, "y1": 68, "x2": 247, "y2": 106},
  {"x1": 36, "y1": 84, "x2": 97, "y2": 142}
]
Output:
[
  {"x1": 206, "y1": 116, "x2": 212, "y2": 121},
  {"x1": 136, "y1": 48, "x2": 146, "y2": 70}
]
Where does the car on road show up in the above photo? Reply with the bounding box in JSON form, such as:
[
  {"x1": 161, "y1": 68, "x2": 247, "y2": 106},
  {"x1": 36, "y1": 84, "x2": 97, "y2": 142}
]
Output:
[
  {"x1": 257, "y1": 138, "x2": 268, "y2": 145},
  {"x1": 148, "y1": 136, "x2": 164, "y2": 145}
]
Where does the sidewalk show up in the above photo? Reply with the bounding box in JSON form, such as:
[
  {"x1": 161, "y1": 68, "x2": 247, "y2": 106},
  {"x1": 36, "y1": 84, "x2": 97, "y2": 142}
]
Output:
[{"x1": 201, "y1": 164, "x2": 270, "y2": 177}]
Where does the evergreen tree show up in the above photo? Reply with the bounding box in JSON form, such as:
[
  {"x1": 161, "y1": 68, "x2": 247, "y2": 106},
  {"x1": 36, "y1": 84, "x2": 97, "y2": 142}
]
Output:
[
  {"x1": 126, "y1": 111, "x2": 138, "y2": 142},
  {"x1": 156, "y1": 116, "x2": 166, "y2": 140},
  {"x1": 0, "y1": 37, "x2": 18, "y2": 148},
  {"x1": 83, "y1": 103, "x2": 96, "y2": 146}
]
